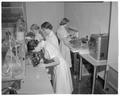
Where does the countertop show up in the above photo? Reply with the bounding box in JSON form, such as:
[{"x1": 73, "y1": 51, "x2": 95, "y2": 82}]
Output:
[{"x1": 17, "y1": 65, "x2": 54, "y2": 94}]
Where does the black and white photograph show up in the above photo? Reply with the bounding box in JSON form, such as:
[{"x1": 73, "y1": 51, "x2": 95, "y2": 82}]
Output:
[{"x1": 1, "y1": 0, "x2": 118, "y2": 94}]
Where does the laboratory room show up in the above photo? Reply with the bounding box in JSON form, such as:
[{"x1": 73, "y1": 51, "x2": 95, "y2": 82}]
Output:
[{"x1": 1, "y1": 1, "x2": 118, "y2": 94}]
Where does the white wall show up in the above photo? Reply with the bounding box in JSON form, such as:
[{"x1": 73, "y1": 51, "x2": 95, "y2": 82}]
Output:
[
  {"x1": 64, "y1": 2, "x2": 110, "y2": 38},
  {"x1": 26, "y1": 2, "x2": 64, "y2": 32},
  {"x1": 25, "y1": 2, "x2": 118, "y2": 71},
  {"x1": 107, "y1": 2, "x2": 118, "y2": 71},
  {"x1": 26, "y1": 2, "x2": 110, "y2": 37}
]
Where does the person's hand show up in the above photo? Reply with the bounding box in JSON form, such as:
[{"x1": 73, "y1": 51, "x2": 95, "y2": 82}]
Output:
[
  {"x1": 32, "y1": 49, "x2": 37, "y2": 52},
  {"x1": 40, "y1": 59, "x2": 44, "y2": 63}
]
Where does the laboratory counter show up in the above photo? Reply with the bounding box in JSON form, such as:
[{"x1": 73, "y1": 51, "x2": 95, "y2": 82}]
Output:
[{"x1": 17, "y1": 64, "x2": 54, "y2": 94}]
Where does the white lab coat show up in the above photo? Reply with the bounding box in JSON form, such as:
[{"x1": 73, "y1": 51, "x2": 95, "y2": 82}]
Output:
[
  {"x1": 46, "y1": 30, "x2": 59, "y2": 51},
  {"x1": 35, "y1": 41, "x2": 73, "y2": 94},
  {"x1": 57, "y1": 26, "x2": 72, "y2": 68}
]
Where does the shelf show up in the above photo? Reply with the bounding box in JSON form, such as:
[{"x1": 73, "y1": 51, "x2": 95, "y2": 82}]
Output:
[
  {"x1": 2, "y1": 2, "x2": 25, "y2": 24},
  {"x1": 2, "y1": 2, "x2": 23, "y2": 7},
  {"x1": 2, "y1": 7, "x2": 23, "y2": 9}
]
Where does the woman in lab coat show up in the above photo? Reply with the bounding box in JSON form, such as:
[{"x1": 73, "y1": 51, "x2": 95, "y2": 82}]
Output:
[
  {"x1": 41, "y1": 22, "x2": 59, "y2": 50},
  {"x1": 34, "y1": 39, "x2": 73, "y2": 94},
  {"x1": 26, "y1": 24, "x2": 44, "y2": 66},
  {"x1": 57, "y1": 18, "x2": 72, "y2": 68}
]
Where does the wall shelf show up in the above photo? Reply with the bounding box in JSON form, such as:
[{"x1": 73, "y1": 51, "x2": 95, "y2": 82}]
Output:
[{"x1": 2, "y1": 2, "x2": 26, "y2": 24}]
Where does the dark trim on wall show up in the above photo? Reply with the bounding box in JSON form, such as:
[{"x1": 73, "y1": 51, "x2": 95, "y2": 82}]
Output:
[
  {"x1": 104, "y1": 2, "x2": 112, "y2": 90},
  {"x1": 107, "y1": 2, "x2": 112, "y2": 60}
]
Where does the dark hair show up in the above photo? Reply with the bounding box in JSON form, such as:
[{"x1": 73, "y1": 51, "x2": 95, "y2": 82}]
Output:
[
  {"x1": 41, "y1": 22, "x2": 53, "y2": 30},
  {"x1": 60, "y1": 18, "x2": 70, "y2": 25},
  {"x1": 27, "y1": 40, "x2": 39, "y2": 52},
  {"x1": 30, "y1": 24, "x2": 40, "y2": 31}
]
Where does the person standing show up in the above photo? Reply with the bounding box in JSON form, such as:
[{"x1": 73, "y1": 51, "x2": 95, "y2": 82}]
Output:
[
  {"x1": 34, "y1": 39, "x2": 73, "y2": 94},
  {"x1": 41, "y1": 22, "x2": 59, "y2": 50},
  {"x1": 57, "y1": 18, "x2": 72, "y2": 68}
]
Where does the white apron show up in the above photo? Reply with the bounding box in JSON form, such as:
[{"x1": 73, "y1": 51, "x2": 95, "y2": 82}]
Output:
[
  {"x1": 57, "y1": 26, "x2": 72, "y2": 68},
  {"x1": 44, "y1": 41, "x2": 73, "y2": 94}
]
